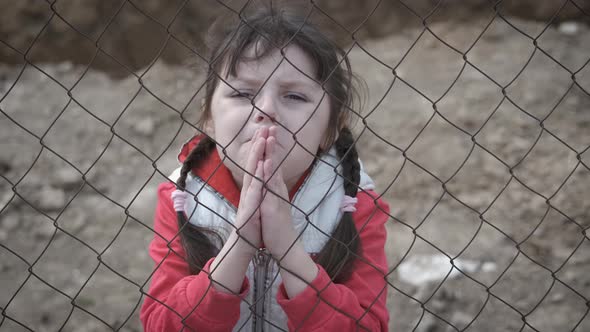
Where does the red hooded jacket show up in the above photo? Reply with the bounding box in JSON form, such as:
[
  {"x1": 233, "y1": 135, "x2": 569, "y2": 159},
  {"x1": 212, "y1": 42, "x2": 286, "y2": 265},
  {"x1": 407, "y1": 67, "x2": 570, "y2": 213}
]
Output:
[{"x1": 140, "y1": 136, "x2": 391, "y2": 331}]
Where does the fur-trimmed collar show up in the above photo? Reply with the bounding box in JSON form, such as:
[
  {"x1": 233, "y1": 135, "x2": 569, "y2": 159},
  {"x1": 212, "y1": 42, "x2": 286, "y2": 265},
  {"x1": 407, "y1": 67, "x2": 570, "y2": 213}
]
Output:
[{"x1": 176, "y1": 134, "x2": 311, "y2": 208}]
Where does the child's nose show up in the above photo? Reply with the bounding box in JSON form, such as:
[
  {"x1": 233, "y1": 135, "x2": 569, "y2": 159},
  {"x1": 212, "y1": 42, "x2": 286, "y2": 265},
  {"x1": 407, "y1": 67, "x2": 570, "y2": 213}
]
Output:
[{"x1": 253, "y1": 94, "x2": 278, "y2": 123}]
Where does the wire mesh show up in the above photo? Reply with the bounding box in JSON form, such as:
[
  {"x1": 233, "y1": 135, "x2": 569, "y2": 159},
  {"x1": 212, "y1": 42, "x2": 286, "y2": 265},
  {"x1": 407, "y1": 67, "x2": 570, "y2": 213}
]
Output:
[{"x1": 1, "y1": 0, "x2": 590, "y2": 331}]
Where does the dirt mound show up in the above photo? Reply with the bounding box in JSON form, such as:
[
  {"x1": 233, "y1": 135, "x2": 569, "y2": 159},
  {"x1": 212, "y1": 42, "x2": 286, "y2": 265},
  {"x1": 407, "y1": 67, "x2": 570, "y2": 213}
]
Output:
[
  {"x1": 1, "y1": 11, "x2": 590, "y2": 332},
  {"x1": 2, "y1": 0, "x2": 588, "y2": 76}
]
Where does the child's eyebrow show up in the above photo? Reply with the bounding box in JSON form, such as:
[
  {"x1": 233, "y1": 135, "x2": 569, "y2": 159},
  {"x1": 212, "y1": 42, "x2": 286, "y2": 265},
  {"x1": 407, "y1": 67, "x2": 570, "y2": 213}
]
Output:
[{"x1": 228, "y1": 77, "x2": 317, "y2": 90}]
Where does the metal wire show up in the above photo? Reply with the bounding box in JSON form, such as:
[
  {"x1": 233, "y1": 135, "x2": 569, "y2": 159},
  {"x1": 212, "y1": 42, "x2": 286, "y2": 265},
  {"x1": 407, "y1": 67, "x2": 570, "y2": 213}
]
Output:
[{"x1": 1, "y1": 0, "x2": 589, "y2": 331}]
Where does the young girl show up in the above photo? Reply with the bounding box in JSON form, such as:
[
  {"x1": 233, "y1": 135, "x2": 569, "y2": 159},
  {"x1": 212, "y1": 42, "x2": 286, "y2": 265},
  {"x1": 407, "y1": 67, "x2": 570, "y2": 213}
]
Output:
[{"x1": 140, "y1": 5, "x2": 390, "y2": 332}]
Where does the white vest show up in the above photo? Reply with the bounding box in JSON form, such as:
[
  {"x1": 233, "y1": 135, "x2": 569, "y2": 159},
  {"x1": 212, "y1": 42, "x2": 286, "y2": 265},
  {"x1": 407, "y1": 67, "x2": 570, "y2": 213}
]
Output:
[{"x1": 171, "y1": 148, "x2": 374, "y2": 331}]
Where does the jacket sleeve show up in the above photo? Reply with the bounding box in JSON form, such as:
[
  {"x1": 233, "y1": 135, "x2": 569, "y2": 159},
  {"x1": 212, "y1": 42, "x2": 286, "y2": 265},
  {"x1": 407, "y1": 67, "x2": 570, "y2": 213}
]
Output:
[
  {"x1": 276, "y1": 190, "x2": 390, "y2": 331},
  {"x1": 140, "y1": 182, "x2": 250, "y2": 332}
]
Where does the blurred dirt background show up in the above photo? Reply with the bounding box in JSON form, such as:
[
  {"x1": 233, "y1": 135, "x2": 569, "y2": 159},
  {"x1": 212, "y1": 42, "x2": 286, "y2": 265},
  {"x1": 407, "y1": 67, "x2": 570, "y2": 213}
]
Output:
[{"x1": 1, "y1": 0, "x2": 590, "y2": 331}]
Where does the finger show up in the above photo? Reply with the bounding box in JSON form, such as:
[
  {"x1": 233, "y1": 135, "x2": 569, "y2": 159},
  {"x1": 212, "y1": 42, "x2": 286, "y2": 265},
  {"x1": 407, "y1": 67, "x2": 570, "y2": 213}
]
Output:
[
  {"x1": 259, "y1": 126, "x2": 269, "y2": 140},
  {"x1": 266, "y1": 148, "x2": 289, "y2": 198},
  {"x1": 241, "y1": 161, "x2": 264, "y2": 232},
  {"x1": 275, "y1": 164, "x2": 289, "y2": 196},
  {"x1": 263, "y1": 157, "x2": 273, "y2": 183},
  {"x1": 265, "y1": 135, "x2": 275, "y2": 167},
  {"x1": 242, "y1": 130, "x2": 264, "y2": 191},
  {"x1": 247, "y1": 160, "x2": 265, "y2": 204},
  {"x1": 266, "y1": 135, "x2": 283, "y2": 181},
  {"x1": 268, "y1": 125, "x2": 277, "y2": 140}
]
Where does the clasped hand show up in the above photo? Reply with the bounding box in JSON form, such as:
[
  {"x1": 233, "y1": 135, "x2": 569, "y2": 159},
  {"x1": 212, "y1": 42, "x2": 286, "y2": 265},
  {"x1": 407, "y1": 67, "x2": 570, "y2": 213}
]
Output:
[{"x1": 234, "y1": 126, "x2": 298, "y2": 259}]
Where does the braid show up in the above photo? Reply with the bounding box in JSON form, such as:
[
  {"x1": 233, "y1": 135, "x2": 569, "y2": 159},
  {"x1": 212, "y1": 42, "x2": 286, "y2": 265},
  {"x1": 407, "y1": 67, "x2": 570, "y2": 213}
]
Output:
[
  {"x1": 315, "y1": 127, "x2": 362, "y2": 283},
  {"x1": 177, "y1": 137, "x2": 216, "y2": 189},
  {"x1": 175, "y1": 136, "x2": 221, "y2": 275},
  {"x1": 334, "y1": 127, "x2": 360, "y2": 198}
]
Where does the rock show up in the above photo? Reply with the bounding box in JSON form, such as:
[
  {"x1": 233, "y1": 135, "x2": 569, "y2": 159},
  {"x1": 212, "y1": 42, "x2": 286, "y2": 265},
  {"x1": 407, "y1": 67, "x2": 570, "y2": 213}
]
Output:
[
  {"x1": 0, "y1": 158, "x2": 11, "y2": 173},
  {"x1": 0, "y1": 229, "x2": 7, "y2": 242},
  {"x1": 33, "y1": 220, "x2": 57, "y2": 239},
  {"x1": 133, "y1": 117, "x2": 155, "y2": 136},
  {"x1": 398, "y1": 254, "x2": 497, "y2": 287},
  {"x1": 0, "y1": 191, "x2": 13, "y2": 210},
  {"x1": 37, "y1": 186, "x2": 66, "y2": 211},
  {"x1": 499, "y1": 1, "x2": 590, "y2": 21},
  {"x1": 2, "y1": 0, "x2": 587, "y2": 76},
  {"x1": 1, "y1": 214, "x2": 19, "y2": 231},
  {"x1": 416, "y1": 314, "x2": 438, "y2": 332},
  {"x1": 481, "y1": 262, "x2": 497, "y2": 273},
  {"x1": 66, "y1": 212, "x2": 86, "y2": 233},
  {"x1": 551, "y1": 292, "x2": 565, "y2": 303},
  {"x1": 431, "y1": 299, "x2": 446, "y2": 311},
  {"x1": 449, "y1": 311, "x2": 473, "y2": 331},
  {"x1": 563, "y1": 270, "x2": 577, "y2": 282},
  {"x1": 569, "y1": 253, "x2": 590, "y2": 265},
  {"x1": 53, "y1": 167, "x2": 82, "y2": 190},
  {"x1": 558, "y1": 22, "x2": 579, "y2": 35}
]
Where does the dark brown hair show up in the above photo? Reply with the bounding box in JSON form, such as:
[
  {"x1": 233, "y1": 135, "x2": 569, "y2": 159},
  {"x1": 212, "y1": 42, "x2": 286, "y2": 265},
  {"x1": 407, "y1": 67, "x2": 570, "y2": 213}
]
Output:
[{"x1": 176, "y1": 4, "x2": 365, "y2": 283}]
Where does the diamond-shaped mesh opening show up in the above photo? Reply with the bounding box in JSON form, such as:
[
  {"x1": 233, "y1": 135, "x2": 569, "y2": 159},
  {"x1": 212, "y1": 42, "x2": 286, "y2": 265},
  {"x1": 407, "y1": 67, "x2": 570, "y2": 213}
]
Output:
[
  {"x1": 70, "y1": 263, "x2": 143, "y2": 330},
  {"x1": 0, "y1": 245, "x2": 30, "y2": 305},
  {"x1": 24, "y1": 15, "x2": 98, "y2": 89},
  {"x1": 0, "y1": 65, "x2": 71, "y2": 138},
  {"x1": 405, "y1": 112, "x2": 474, "y2": 181},
  {"x1": 40, "y1": 102, "x2": 113, "y2": 170},
  {"x1": 491, "y1": 253, "x2": 555, "y2": 312},
  {"x1": 504, "y1": 50, "x2": 574, "y2": 121},
  {"x1": 414, "y1": 194, "x2": 482, "y2": 258},
  {"x1": 475, "y1": 97, "x2": 544, "y2": 166},
  {"x1": 109, "y1": 87, "x2": 191, "y2": 159},
  {"x1": 445, "y1": 144, "x2": 512, "y2": 211},
  {"x1": 543, "y1": 82, "x2": 590, "y2": 152},
  {"x1": 466, "y1": 15, "x2": 537, "y2": 87},
  {"x1": 95, "y1": 2, "x2": 172, "y2": 76},
  {"x1": 383, "y1": 160, "x2": 445, "y2": 229},
  {"x1": 466, "y1": 295, "x2": 527, "y2": 331},
  {"x1": 393, "y1": 29, "x2": 467, "y2": 102},
  {"x1": 525, "y1": 279, "x2": 589, "y2": 331},
  {"x1": 11, "y1": 149, "x2": 86, "y2": 220},
  {"x1": 482, "y1": 178, "x2": 549, "y2": 243},
  {"x1": 25, "y1": 230, "x2": 98, "y2": 299},
  {"x1": 437, "y1": 63, "x2": 505, "y2": 136},
  {"x1": 512, "y1": 130, "x2": 579, "y2": 197},
  {"x1": 99, "y1": 214, "x2": 156, "y2": 286},
  {"x1": 2, "y1": 1, "x2": 590, "y2": 331},
  {"x1": 363, "y1": 75, "x2": 433, "y2": 149},
  {"x1": 549, "y1": 164, "x2": 590, "y2": 229},
  {"x1": 61, "y1": 186, "x2": 131, "y2": 252},
  {"x1": 83, "y1": 135, "x2": 156, "y2": 204},
  {"x1": 2, "y1": 273, "x2": 76, "y2": 331}
]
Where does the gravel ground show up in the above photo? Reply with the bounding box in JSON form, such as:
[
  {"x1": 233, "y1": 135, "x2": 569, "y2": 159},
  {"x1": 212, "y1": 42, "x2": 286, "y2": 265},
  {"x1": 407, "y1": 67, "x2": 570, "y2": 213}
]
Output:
[{"x1": 1, "y1": 15, "x2": 589, "y2": 331}]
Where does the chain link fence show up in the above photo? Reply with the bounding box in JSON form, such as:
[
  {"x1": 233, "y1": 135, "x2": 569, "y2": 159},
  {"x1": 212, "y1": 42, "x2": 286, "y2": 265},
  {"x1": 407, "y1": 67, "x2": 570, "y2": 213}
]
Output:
[{"x1": 1, "y1": 0, "x2": 590, "y2": 331}]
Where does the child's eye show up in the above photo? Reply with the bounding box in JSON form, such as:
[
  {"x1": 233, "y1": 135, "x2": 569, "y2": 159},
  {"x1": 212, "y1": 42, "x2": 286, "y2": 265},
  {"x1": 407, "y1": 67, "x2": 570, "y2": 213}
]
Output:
[
  {"x1": 285, "y1": 94, "x2": 306, "y2": 102},
  {"x1": 232, "y1": 91, "x2": 253, "y2": 99}
]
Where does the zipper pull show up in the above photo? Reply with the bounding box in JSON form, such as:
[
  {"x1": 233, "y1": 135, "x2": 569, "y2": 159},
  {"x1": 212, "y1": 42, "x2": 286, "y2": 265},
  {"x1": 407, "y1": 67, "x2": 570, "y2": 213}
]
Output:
[{"x1": 255, "y1": 247, "x2": 269, "y2": 265}]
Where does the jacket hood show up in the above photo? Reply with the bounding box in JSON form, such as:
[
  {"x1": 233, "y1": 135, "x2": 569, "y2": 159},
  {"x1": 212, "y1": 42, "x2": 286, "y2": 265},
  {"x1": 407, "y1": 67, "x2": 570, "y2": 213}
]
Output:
[{"x1": 175, "y1": 134, "x2": 310, "y2": 208}]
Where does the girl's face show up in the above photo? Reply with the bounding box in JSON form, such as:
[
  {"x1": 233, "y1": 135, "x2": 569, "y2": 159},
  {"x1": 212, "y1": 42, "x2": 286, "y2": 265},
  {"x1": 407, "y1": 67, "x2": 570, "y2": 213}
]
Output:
[{"x1": 207, "y1": 44, "x2": 332, "y2": 190}]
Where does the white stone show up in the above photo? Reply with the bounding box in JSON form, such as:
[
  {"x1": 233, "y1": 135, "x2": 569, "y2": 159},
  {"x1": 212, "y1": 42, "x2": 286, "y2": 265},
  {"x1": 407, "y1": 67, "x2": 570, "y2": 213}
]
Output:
[
  {"x1": 481, "y1": 261, "x2": 497, "y2": 272},
  {"x1": 38, "y1": 186, "x2": 66, "y2": 211},
  {"x1": 2, "y1": 214, "x2": 19, "y2": 231},
  {"x1": 398, "y1": 254, "x2": 496, "y2": 286},
  {"x1": 558, "y1": 22, "x2": 579, "y2": 35},
  {"x1": 54, "y1": 167, "x2": 81, "y2": 189},
  {"x1": 0, "y1": 192, "x2": 13, "y2": 209},
  {"x1": 33, "y1": 221, "x2": 56, "y2": 239},
  {"x1": 134, "y1": 117, "x2": 155, "y2": 136}
]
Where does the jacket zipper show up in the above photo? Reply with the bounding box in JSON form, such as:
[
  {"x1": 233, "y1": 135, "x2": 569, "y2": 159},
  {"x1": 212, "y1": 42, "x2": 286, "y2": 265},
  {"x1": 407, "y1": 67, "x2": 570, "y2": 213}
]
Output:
[{"x1": 253, "y1": 247, "x2": 270, "y2": 332}]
